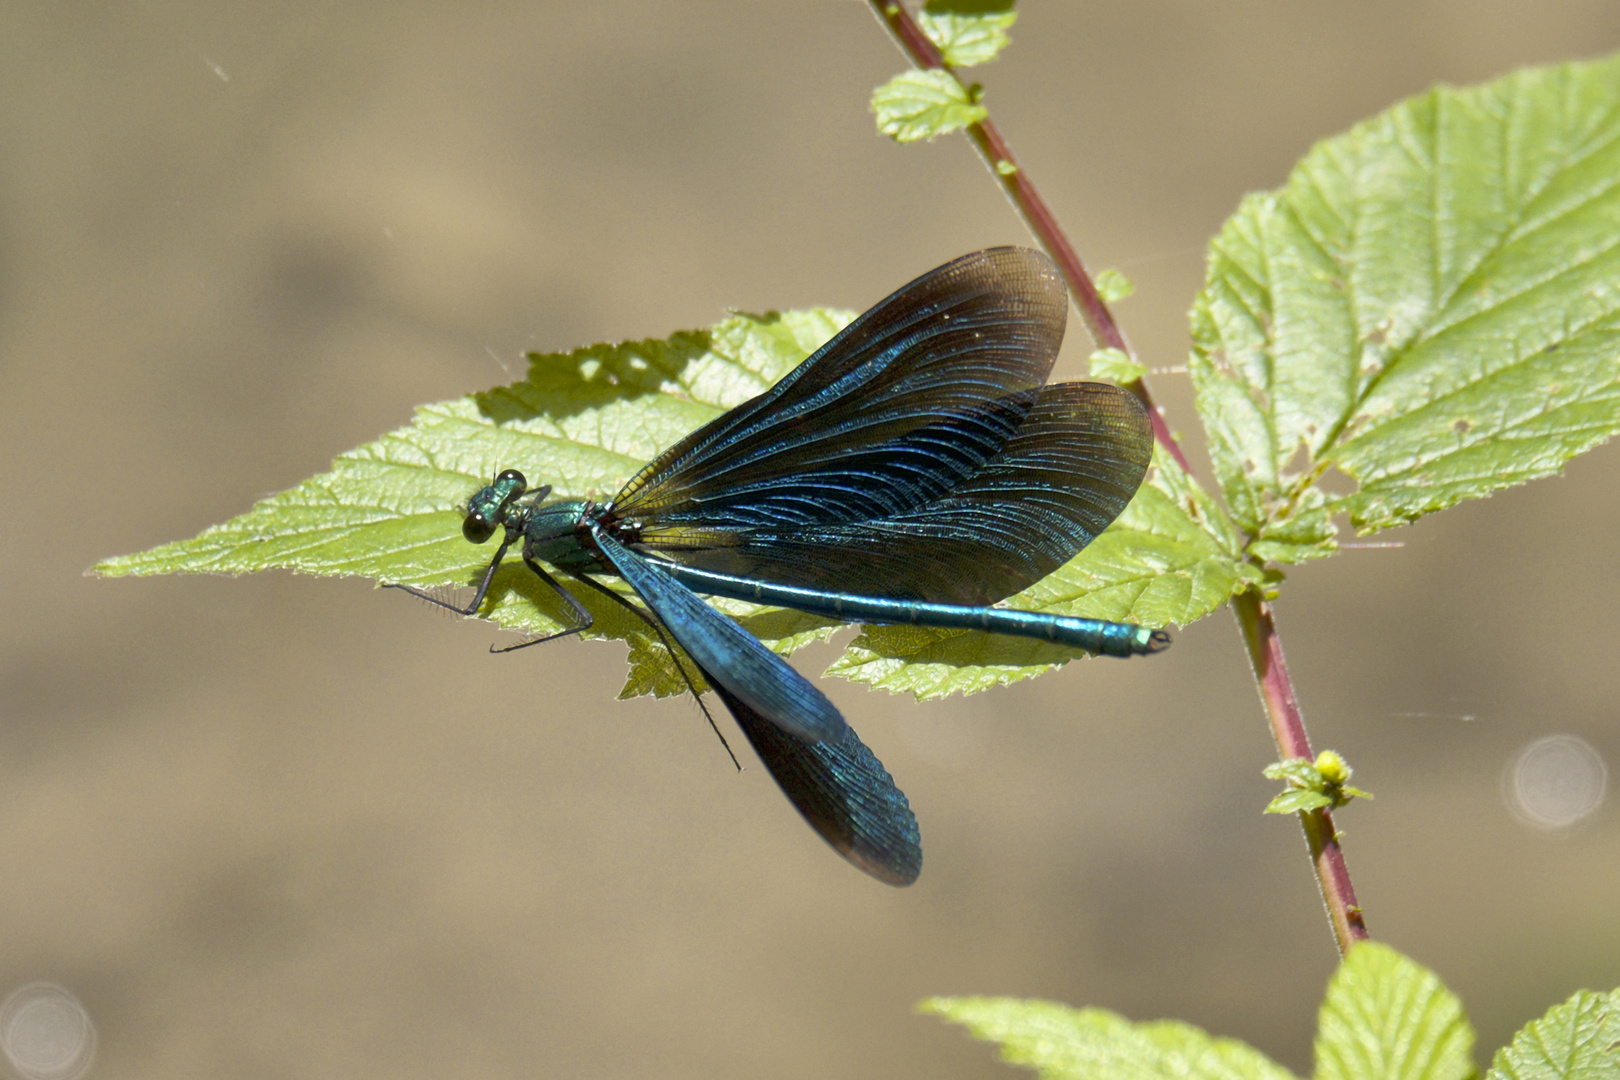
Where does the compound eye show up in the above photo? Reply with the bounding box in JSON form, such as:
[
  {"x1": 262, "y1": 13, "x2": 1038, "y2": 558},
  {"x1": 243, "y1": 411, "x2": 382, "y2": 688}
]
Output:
[
  {"x1": 496, "y1": 468, "x2": 527, "y2": 488},
  {"x1": 462, "y1": 513, "x2": 497, "y2": 544}
]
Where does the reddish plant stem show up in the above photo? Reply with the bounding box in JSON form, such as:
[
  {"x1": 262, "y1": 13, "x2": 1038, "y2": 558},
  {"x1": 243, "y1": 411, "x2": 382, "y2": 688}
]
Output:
[
  {"x1": 869, "y1": 1, "x2": 1369, "y2": 956},
  {"x1": 1232, "y1": 588, "x2": 1370, "y2": 953},
  {"x1": 867, "y1": 0, "x2": 1190, "y2": 472}
]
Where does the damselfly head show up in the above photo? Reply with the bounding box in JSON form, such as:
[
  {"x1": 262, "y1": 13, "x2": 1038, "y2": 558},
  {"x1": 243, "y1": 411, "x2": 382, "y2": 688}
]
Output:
[
  {"x1": 492, "y1": 468, "x2": 528, "y2": 494},
  {"x1": 461, "y1": 468, "x2": 530, "y2": 544}
]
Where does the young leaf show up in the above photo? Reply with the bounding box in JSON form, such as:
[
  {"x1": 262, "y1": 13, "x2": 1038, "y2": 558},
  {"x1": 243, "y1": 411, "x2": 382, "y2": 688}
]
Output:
[
  {"x1": 918, "y1": 2, "x2": 1019, "y2": 68},
  {"x1": 1316, "y1": 943, "x2": 1476, "y2": 1080},
  {"x1": 826, "y1": 446, "x2": 1252, "y2": 699},
  {"x1": 1486, "y1": 988, "x2": 1620, "y2": 1080},
  {"x1": 921, "y1": 996, "x2": 1299, "y2": 1080},
  {"x1": 871, "y1": 69, "x2": 987, "y2": 143},
  {"x1": 1191, "y1": 54, "x2": 1620, "y2": 564},
  {"x1": 1094, "y1": 269, "x2": 1136, "y2": 304},
  {"x1": 1265, "y1": 789, "x2": 1334, "y2": 814},
  {"x1": 1088, "y1": 347, "x2": 1148, "y2": 384},
  {"x1": 1263, "y1": 752, "x2": 1372, "y2": 813}
]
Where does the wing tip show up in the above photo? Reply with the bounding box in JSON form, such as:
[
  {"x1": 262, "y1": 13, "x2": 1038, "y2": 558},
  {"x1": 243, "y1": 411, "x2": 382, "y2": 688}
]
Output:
[{"x1": 846, "y1": 845, "x2": 923, "y2": 886}]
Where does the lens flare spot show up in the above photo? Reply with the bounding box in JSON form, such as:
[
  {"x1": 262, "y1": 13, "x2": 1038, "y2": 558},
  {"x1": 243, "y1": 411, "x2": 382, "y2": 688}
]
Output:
[
  {"x1": 0, "y1": 983, "x2": 96, "y2": 1080},
  {"x1": 1505, "y1": 735, "x2": 1608, "y2": 829}
]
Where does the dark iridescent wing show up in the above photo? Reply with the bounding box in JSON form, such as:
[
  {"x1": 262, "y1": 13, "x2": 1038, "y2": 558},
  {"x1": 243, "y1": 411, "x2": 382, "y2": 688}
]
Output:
[
  {"x1": 708, "y1": 675, "x2": 921, "y2": 886},
  {"x1": 639, "y1": 382, "x2": 1153, "y2": 604},
  {"x1": 610, "y1": 247, "x2": 1067, "y2": 532},
  {"x1": 590, "y1": 528, "x2": 847, "y2": 744},
  {"x1": 593, "y1": 527, "x2": 921, "y2": 884}
]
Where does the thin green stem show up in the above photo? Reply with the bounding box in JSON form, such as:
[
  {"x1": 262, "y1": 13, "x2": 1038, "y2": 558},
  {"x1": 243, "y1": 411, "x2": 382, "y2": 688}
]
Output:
[{"x1": 868, "y1": 0, "x2": 1370, "y2": 955}]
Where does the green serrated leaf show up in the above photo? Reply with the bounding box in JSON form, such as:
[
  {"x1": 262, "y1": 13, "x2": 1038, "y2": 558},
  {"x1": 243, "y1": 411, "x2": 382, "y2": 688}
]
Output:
[
  {"x1": 1262, "y1": 753, "x2": 1372, "y2": 812},
  {"x1": 922, "y1": 996, "x2": 1299, "y2": 1080},
  {"x1": 95, "y1": 308, "x2": 856, "y2": 699},
  {"x1": 98, "y1": 298, "x2": 1207, "y2": 703},
  {"x1": 1250, "y1": 485, "x2": 1335, "y2": 562},
  {"x1": 871, "y1": 69, "x2": 987, "y2": 143},
  {"x1": 1191, "y1": 54, "x2": 1620, "y2": 563},
  {"x1": 1317, "y1": 943, "x2": 1477, "y2": 1080},
  {"x1": 1095, "y1": 269, "x2": 1136, "y2": 304},
  {"x1": 917, "y1": 8, "x2": 1018, "y2": 67},
  {"x1": 1089, "y1": 348, "x2": 1148, "y2": 383},
  {"x1": 1264, "y1": 758, "x2": 1312, "y2": 779},
  {"x1": 826, "y1": 446, "x2": 1246, "y2": 699},
  {"x1": 1486, "y1": 988, "x2": 1620, "y2": 1080},
  {"x1": 1266, "y1": 789, "x2": 1333, "y2": 814}
]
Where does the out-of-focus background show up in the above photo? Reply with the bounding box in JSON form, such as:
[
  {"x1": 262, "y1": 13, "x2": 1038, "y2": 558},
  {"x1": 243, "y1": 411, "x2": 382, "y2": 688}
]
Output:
[{"x1": 2, "y1": 3, "x2": 1617, "y2": 1078}]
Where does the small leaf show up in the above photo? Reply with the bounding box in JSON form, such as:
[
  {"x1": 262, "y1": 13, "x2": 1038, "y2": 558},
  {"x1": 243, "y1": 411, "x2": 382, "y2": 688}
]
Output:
[
  {"x1": 918, "y1": 8, "x2": 1018, "y2": 67},
  {"x1": 871, "y1": 69, "x2": 987, "y2": 143},
  {"x1": 1248, "y1": 485, "x2": 1335, "y2": 563},
  {"x1": 1263, "y1": 757, "x2": 1319, "y2": 784},
  {"x1": 1095, "y1": 269, "x2": 1136, "y2": 304},
  {"x1": 1266, "y1": 789, "x2": 1332, "y2": 814},
  {"x1": 1317, "y1": 943, "x2": 1477, "y2": 1080},
  {"x1": 1486, "y1": 988, "x2": 1620, "y2": 1080},
  {"x1": 1089, "y1": 347, "x2": 1148, "y2": 384},
  {"x1": 922, "y1": 996, "x2": 1299, "y2": 1080},
  {"x1": 1263, "y1": 752, "x2": 1371, "y2": 812},
  {"x1": 827, "y1": 446, "x2": 1247, "y2": 699},
  {"x1": 1191, "y1": 54, "x2": 1620, "y2": 566}
]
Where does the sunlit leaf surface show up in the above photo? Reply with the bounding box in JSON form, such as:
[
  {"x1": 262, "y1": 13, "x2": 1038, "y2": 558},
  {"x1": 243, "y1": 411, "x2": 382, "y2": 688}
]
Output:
[
  {"x1": 871, "y1": 69, "x2": 987, "y2": 143},
  {"x1": 922, "y1": 996, "x2": 1298, "y2": 1080},
  {"x1": 1192, "y1": 55, "x2": 1620, "y2": 560}
]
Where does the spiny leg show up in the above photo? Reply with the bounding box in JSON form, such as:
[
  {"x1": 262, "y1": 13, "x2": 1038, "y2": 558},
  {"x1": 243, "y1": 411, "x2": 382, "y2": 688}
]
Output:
[
  {"x1": 385, "y1": 535, "x2": 514, "y2": 616},
  {"x1": 487, "y1": 557, "x2": 595, "y2": 653}
]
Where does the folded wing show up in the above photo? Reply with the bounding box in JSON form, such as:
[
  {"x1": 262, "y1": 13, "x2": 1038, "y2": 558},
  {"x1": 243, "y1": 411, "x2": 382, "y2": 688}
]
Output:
[
  {"x1": 590, "y1": 528, "x2": 847, "y2": 744},
  {"x1": 710, "y1": 676, "x2": 921, "y2": 886}
]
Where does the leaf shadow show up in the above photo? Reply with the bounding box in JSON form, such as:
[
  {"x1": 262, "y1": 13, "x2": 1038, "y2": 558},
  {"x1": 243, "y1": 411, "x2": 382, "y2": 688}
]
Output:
[
  {"x1": 855, "y1": 624, "x2": 1084, "y2": 669},
  {"x1": 471, "y1": 329, "x2": 718, "y2": 427},
  {"x1": 471, "y1": 561, "x2": 653, "y2": 643},
  {"x1": 730, "y1": 607, "x2": 843, "y2": 642}
]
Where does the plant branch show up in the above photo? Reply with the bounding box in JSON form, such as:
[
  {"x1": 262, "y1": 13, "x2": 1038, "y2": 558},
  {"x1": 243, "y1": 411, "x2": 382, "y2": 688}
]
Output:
[
  {"x1": 1232, "y1": 586, "x2": 1370, "y2": 954},
  {"x1": 866, "y1": 0, "x2": 1190, "y2": 473},
  {"x1": 868, "y1": 0, "x2": 1370, "y2": 955}
]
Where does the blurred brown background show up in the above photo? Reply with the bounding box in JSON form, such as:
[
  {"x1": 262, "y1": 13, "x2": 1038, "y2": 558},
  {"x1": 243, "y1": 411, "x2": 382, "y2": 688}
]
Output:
[{"x1": 2, "y1": 2, "x2": 1618, "y2": 1078}]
